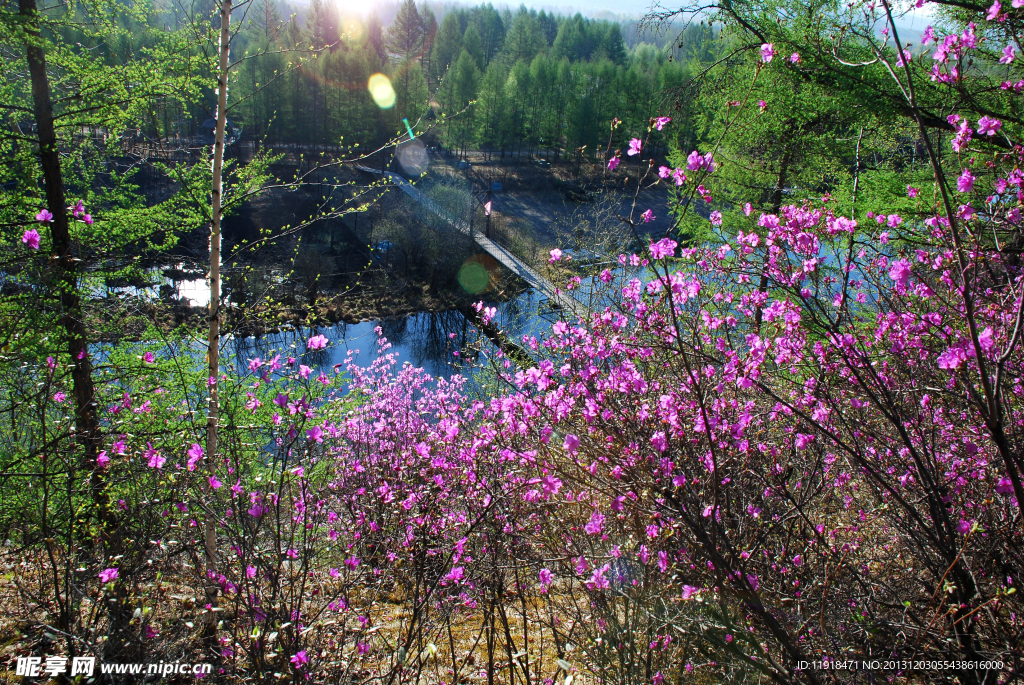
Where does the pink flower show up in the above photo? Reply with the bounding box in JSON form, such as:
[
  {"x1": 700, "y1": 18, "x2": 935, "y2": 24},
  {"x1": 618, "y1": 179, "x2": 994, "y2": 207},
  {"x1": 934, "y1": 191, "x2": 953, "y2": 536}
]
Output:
[
  {"x1": 22, "y1": 229, "x2": 41, "y2": 250},
  {"x1": 145, "y1": 443, "x2": 166, "y2": 469},
  {"x1": 641, "y1": 209, "x2": 654, "y2": 223},
  {"x1": 758, "y1": 99, "x2": 767, "y2": 112},
  {"x1": 790, "y1": 52, "x2": 801, "y2": 64},
  {"x1": 651, "y1": 431, "x2": 668, "y2": 452},
  {"x1": 794, "y1": 433, "x2": 815, "y2": 450},
  {"x1": 607, "y1": 156, "x2": 620, "y2": 171},
  {"x1": 922, "y1": 25, "x2": 935, "y2": 44},
  {"x1": 539, "y1": 568, "x2": 553, "y2": 587},
  {"x1": 986, "y1": 0, "x2": 1001, "y2": 20},
  {"x1": 53, "y1": 391, "x2": 66, "y2": 403},
  {"x1": 957, "y1": 169, "x2": 975, "y2": 193},
  {"x1": 290, "y1": 650, "x2": 308, "y2": 668},
  {"x1": 143, "y1": 351, "x2": 155, "y2": 363},
  {"x1": 307, "y1": 334, "x2": 328, "y2": 350},
  {"x1": 793, "y1": 554, "x2": 803, "y2": 566},
  {"x1": 208, "y1": 476, "x2": 223, "y2": 489},
  {"x1": 35, "y1": 208, "x2": 53, "y2": 222},
  {"x1": 444, "y1": 566, "x2": 465, "y2": 583},
  {"x1": 681, "y1": 585, "x2": 698, "y2": 600},
  {"x1": 96, "y1": 451, "x2": 110, "y2": 468},
  {"x1": 889, "y1": 258, "x2": 912, "y2": 287},
  {"x1": 907, "y1": 185, "x2": 919, "y2": 198},
  {"x1": 654, "y1": 116, "x2": 671, "y2": 130},
  {"x1": 710, "y1": 211, "x2": 723, "y2": 226},
  {"x1": 549, "y1": 248, "x2": 563, "y2": 263},
  {"x1": 585, "y1": 510, "x2": 605, "y2": 535},
  {"x1": 144, "y1": 625, "x2": 159, "y2": 639},
  {"x1": 744, "y1": 202, "x2": 752, "y2": 216},
  {"x1": 563, "y1": 434, "x2": 580, "y2": 453},
  {"x1": 649, "y1": 238, "x2": 677, "y2": 260},
  {"x1": 187, "y1": 443, "x2": 204, "y2": 471},
  {"x1": 996, "y1": 477, "x2": 1014, "y2": 495},
  {"x1": 627, "y1": 138, "x2": 642, "y2": 156},
  {"x1": 307, "y1": 425, "x2": 324, "y2": 443},
  {"x1": 299, "y1": 364, "x2": 312, "y2": 379},
  {"x1": 672, "y1": 168, "x2": 686, "y2": 186},
  {"x1": 760, "y1": 43, "x2": 775, "y2": 62},
  {"x1": 1000, "y1": 44, "x2": 1016, "y2": 63},
  {"x1": 977, "y1": 116, "x2": 1002, "y2": 136},
  {"x1": 956, "y1": 519, "x2": 972, "y2": 535},
  {"x1": 99, "y1": 567, "x2": 119, "y2": 583}
]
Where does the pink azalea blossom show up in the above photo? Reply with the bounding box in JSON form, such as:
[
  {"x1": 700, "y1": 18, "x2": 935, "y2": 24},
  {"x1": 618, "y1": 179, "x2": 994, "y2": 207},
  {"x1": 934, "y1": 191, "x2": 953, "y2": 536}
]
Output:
[
  {"x1": 627, "y1": 138, "x2": 642, "y2": 156},
  {"x1": 760, "y1": 43, "x2": 775, "y2": 63},
  {"x1": 290, "y1": 651, "x2": 308, "y2": 668},
  {"x1": 145, "y1": 443, "x2": 166, "y2": 469},
  {"x1": 922, "y1": 26, "x2": 935, "y2": 44},
  {"x1": 607, "y1": 155, "x2": 620, "y2": 171},
  {"x1": 307, "y1": 425, "x2": 324, "y2": 443},
  {"x1": 539, "y1": 568, "x2": 553, "y2": 587},
  {"x1": 641, "y1": 209, "x2": 654, "y2": 223},
  {"x1": 986, "y1": 0, "x2": 1001, "y2": 20},
  {"x1": 562, "y1": 434, "x2": 580, "y2": 453},
  {"x1": 907, "y1": 185, "x2": 919, "y2": 198},
  {"x1": 99, "y1": 568, "x2": 119, "y2": 583},
  {"x1": 22, "y1": 229, "x2": 41, "y2": 250},
  {"x1": 53, "y1": 391, "x2": 66, "y2": 403},
  {"x1": 710, "y1": 211, "x2": 723, "y2": 226},
  {"x1": 790, "y1": 52, "x2": 801, "y2": 64},
  {"x1": 585, "y1": 510, "x2": 605, "y2": 535},
  {"x1": 889, "y1": 258, "x2": 912, "y2": 287},
  {"x1": 307, "y1": 334, "x2": 328, "y2": 350},
  {"x1": 653, "y1": 116, "x2": 671, "y2": 130},
  {"x1": 35, "y1": 209, "x2": 53, "y2": 222},
  {"x1": 1000, "y1": 44, "x2": 1016, "y2": 63},
  {"x1": 957, "y1": 168, "x2": 975, "y2": 193},
  {"x1": 977, "y1": 116, "x2": 1002, "y2": 136},
  {"x1": 186, "y1": 443, "x2": 203, "y2": 471},
  {"x1": 995, "y1": 477, "x2": 1014, "y2": 495},
  {"x1": 549, "y1": 248, "x2": 562, "y2": 263},
  {"x1": 96, "y1": 451, "x2": 110, "y2": 468}
]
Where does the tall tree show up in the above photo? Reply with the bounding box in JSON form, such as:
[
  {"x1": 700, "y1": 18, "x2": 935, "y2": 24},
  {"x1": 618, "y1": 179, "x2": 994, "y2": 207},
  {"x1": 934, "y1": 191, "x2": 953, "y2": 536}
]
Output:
[
  {"x1": 462, "y1": 21, "x2": 485, "y2": 70},
  {"x1": 385, "y1": 0, "x2": 425, "y2": 64},
  {"x1": 431, "y1": 11, "x2": 463, "y2": 81}
]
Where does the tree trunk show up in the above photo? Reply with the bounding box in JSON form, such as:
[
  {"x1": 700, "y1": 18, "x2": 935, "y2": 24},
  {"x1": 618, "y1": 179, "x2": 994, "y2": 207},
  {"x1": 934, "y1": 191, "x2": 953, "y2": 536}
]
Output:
[
  {"x1": 20, "y1": 0, "x2": 113, "y2": 538},
  {"x1": 204, "y1": 0, "x2": 232, "y2": 640}
]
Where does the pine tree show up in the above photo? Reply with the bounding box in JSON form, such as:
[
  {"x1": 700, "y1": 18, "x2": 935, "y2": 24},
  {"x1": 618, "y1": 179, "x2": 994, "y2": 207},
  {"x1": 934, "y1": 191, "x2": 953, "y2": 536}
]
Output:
[
  {"x1": 500, "y1": 9, "x2": 544, "y2": 66},
  {"x1": 431, "y1": 12, "x2": 462, "y2": 80},
  {"x1": 367, "y1": 12, "x2": 387, "y2": 63},
  {"x1": 385, "y1": 0, "x2": 425, "y2": 64},
  {"x1": 462, "y1": 22, "x2": 484, "y2": 71},
  {"x1": 420, "y1": 6, "x2": 437, "y2": 74}
]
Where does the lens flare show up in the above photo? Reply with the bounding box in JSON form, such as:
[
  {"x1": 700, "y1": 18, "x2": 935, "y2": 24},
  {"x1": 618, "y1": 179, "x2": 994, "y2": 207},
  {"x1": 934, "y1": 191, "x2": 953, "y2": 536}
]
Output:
[
  {"x1": 458, "y1": 254, "x2": 498, "y2": 295},
  {"x1": 368, "y1": 73, "x2": 395, "y2": 109},
  {"x1": 340, "y1": 16, "x2": 364, "y2": 42},
  {"x1": 396, "y1": 138, "x2": 429, "y2": 176}
]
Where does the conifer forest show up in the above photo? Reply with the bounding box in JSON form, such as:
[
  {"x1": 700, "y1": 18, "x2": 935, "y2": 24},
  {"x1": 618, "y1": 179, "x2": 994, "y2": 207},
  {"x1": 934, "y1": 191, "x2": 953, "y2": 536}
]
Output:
[{"x1": 2, "y1": 0, "x2": 1024, "y2": 683}]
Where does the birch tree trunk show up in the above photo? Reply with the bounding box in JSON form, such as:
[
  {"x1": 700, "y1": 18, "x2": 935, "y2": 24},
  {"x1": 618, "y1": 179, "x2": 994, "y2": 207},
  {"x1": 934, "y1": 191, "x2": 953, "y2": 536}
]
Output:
[{"x1": 204, "y1": 0, "x2": 232, "y2": 634}]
